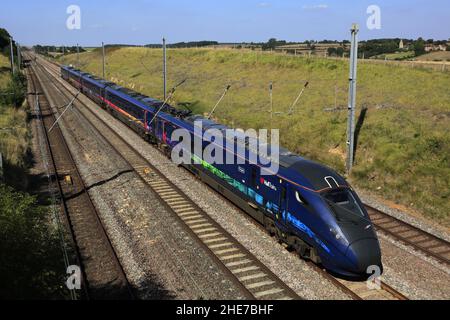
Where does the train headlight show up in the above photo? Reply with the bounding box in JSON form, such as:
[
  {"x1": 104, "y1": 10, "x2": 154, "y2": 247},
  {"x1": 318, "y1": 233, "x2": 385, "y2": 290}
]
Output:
[
  {"x1": 330, "y1": 228, "x2": 341, "y2": 239},
  {"x1": 330, "y1": 227, "x2": 347, "y2": 244}
]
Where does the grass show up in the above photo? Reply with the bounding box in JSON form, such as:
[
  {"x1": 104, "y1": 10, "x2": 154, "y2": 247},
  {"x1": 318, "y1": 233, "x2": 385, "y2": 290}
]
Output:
[
  {"x1": 59, "y1": 47, "x2": 450, "y2": 224},
  {"x1": 0, "y1": 53, "x2": 11, "y2": 87},
  {"x1": 0, "y1": 53, "x2": 28, "y2": 173},
  {"x1": 373, "y1": 51, "x2": 415, "y2": 60},
  {"x1": 415, "y1": 51, "x2": 450, "y2": 62},
  {"x1": 0, "y1": 184, "x2": 69, "y2": 299}
]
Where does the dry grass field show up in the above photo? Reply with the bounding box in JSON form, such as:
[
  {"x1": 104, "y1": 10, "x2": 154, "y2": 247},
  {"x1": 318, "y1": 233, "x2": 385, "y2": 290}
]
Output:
[{"x1": 416, "y1": 51, "x2": 450, "y2": 62}]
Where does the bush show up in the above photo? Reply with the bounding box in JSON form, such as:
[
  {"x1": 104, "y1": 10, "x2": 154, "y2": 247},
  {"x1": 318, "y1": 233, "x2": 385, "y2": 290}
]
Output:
[
  {"x1": 0, "y1": 185, "x2": 68, "y2": 299},
  {"x1": 0, "y1": 72, "x2": 26, "y2": 107}
]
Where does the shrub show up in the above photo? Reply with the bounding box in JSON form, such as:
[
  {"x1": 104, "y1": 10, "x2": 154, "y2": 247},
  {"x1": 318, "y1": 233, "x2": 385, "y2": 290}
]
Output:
[{"x1": 0, "y1": 185, "x2": 67, "y2": 299}]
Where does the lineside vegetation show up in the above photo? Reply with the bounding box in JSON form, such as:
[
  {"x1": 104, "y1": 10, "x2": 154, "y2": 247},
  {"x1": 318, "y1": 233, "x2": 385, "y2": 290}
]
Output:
[{"x1": 0, "y1": 30, "x2": 69, "y2": 298}]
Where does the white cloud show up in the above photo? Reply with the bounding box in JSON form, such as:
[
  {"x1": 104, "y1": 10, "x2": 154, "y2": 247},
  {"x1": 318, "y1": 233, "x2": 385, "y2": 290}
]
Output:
[{"x1": 258, "y1": 2, "x2": 271, "y2": 8}]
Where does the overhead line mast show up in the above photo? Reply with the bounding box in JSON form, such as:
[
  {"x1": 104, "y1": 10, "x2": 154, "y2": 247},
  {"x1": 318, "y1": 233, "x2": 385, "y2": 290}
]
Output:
[
  {"x1": 102, "y1": 42, "x2": 106, "y2": 79},
  {"x1": 163, "y1": 37, "x2": 167, "y2": 101},
  {"x1": 9, "y1": 37, "x2": 15, "y2": 75},
  {"x1": 346, "y1": 24, "x2": 359, "y2": 174}
]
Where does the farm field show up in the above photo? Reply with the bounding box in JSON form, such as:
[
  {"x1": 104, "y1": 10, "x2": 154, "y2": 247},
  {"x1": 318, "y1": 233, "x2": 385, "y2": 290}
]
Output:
[
  {"x1": 59, "y1": 47, "x2": 450, "y2": 225},
  {"x1": 416, "y1": 51, "x2": 450, "y2": 61},
  {"x1": 372, "y1": 51, "x2": 415, "y2": 60}
]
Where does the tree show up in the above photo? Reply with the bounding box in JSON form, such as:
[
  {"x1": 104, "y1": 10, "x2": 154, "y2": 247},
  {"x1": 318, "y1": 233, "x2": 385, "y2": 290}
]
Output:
[
  {"x1": 0, "y1": 185, "x2": 67, "y2": 299},
  {"x1": 0, "y1": 28, "x2": 15, "y2": 56},
  {"x1": 261, "y1": 38, "x2": 287, "y2": 51},
  {"x1": 414, "y1": 38, "x2": 426, "y2": 56},
  {"x1": 0, "y1": 28, "x2": 11, "y2": 51},
  {"x1": 327, "y1": 47, "x2": 337, "y2": 56}
]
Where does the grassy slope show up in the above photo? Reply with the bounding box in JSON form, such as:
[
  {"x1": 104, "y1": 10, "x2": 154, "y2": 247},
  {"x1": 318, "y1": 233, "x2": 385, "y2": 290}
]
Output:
[
  {"x1": 60, "y1": 48, "x2": 450, "y2": 224},
  {"x1": 0, "y1": 53, "x2": 10, "y2": 86},
  {"x1": 0, "y1": 54, "x2": 28, "y2": 168},
  {"x1": 416, "y1": 51, "x2": 450, "y2": 62}
]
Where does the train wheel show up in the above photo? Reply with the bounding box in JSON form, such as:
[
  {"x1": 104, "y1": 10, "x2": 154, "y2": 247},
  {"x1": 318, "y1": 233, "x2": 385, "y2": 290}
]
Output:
[
  {"x1": 293, "y1": 237, "x2": 310, "y2": 260},
  {"x1": 274, "y1": 229, "x2": 285, "y2": 245},
  {"x1": 293, "y1": 238, "x2": 321, "y2": 264},
  {"x1": 264, "y1": 217, "x2": 276, "y2": 237}
]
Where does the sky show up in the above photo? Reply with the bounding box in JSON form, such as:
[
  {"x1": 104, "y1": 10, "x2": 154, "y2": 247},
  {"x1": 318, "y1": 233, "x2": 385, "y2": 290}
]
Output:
[{"x1": 1, "y1": 0, "x2": 449, "y2": 46}]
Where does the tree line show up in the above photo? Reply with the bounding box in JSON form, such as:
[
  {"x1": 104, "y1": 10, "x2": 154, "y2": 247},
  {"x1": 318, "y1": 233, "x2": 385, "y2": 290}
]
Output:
[{"x1": 33, "y1": 45, "x2": 86, "y2": 55}]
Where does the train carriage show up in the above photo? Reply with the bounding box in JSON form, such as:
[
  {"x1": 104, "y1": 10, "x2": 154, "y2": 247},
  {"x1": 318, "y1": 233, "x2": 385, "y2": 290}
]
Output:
[{"x1": 61, "y1": 65, "x2": 383, "y2": 278}]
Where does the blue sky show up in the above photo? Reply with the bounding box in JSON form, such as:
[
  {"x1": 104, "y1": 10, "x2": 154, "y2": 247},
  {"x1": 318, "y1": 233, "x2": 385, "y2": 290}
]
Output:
[{"x1": 1, "y1": 0, "x2": 449, "y2": 46}]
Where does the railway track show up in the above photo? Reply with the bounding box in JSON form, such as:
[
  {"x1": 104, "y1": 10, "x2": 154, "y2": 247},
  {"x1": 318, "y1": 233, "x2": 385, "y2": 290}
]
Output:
[
  {"x1": 32, "y1": 54, "x2": 302, "y2": 301},
  {"x1": 26, "y1": 63, "x2": 86, "y2": 300},
  {"x1": 26, "y1": 57, "x2": 134, "y2": 300},
  {"x1": 36, "y1": 54, "x2": 420, "y2": 300},
  {"x1": 309, "y1": 263, "x2": 408, "y2": 300},
  {"x1": 367, "y1": 206, "x2": 450, "y2": 267}
]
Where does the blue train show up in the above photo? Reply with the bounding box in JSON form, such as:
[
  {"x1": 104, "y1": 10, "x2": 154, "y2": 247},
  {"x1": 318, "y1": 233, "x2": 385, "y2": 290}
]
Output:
[{"x1": 61, "y1": 65, "x2": 383, "y2": 278}]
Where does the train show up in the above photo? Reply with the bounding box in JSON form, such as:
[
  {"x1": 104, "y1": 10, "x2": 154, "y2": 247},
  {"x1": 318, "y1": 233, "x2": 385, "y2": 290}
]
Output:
[{"x1": 61, "y1": 65, "x2": 383, "y2": 278}]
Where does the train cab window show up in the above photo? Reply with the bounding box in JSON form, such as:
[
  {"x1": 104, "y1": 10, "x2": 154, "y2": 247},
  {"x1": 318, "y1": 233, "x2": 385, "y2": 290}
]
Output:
[{"x1": 322, "y1": 189, "x2": 365, "y2": 218}]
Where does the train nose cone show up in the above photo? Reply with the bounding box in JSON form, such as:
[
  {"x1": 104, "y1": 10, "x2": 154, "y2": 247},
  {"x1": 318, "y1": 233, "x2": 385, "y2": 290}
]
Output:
[{"x1": 347, "y1": 239, "x2": 382, "y2": 274}]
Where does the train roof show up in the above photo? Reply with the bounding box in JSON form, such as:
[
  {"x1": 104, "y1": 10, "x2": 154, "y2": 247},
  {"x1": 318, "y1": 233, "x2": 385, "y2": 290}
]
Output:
[{"x1": 288, "y1": 159, "x2": 347, "y2": 190}]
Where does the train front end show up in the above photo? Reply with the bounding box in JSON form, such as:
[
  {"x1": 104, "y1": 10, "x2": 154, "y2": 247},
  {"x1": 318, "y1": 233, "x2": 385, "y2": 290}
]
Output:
[{"x1": 318, "y1": 187, "x2": 383, "y2": 278}]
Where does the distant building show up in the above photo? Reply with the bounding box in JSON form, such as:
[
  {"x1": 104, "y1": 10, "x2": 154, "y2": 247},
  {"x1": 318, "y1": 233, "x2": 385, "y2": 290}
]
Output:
[
  {"x1": 425, "y1": 44, "x2": 447, "y2": 52},
  {"x1": 274, "y1": 43, "x2": 344, "y2": 57},
  {"x1": 399, "y1": 40, "x2": 404, "y2": 49}
]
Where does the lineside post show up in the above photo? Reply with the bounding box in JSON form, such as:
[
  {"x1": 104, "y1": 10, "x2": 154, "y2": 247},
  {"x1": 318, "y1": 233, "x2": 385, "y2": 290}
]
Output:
[
  {"x1": 163, "y1": 37, "x2": 167, "y2": 100},
  {"x1": 102, "y1": 42, "x2": 106, "y2": 79},
  {"x1": 77, "y1": 43, "x2": 80, "y2": 68},
  {"x1": 346, "y1": 24, "x2": 359, "y2": 174},
  {"x1": 9, "y1": 37, "x2": 15, "y2": 75},
  {"x1": 269, "y1": 82, "x2": 273, "y2": 128},
  {"x1": 17, "y1": 43, "x2": 21, "y2": 71}
]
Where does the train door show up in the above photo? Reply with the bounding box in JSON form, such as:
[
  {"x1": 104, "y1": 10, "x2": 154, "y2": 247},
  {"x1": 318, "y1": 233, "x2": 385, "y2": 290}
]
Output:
[
  {"x1": 144, "y1": 111, "x2": 148, "y2": 131},
  {"x1": 250, "y1": 166, "x2": 258, "y2": 189},
  {"x1": 147, "y1": 112, "x2": 156, "y2": 136},
  {"x1": 277, "y1": 181, "x2": 288, "y2": 225},
  {"x1": 79, "y1": 75, "x2": 83, "y2": 92},
  {"x1": 156, "y1": 119, "x2": 165, "y2": 142}
]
